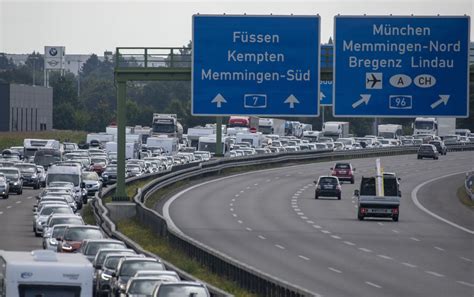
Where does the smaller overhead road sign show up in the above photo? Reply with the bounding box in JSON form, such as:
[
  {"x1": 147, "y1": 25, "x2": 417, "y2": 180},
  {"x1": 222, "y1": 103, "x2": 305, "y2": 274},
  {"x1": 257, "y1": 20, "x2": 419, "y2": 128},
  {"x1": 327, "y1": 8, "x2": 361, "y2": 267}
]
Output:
[
  {"x1": 320, "y1": 80, "x2": 333, "y2": 106},
  {"x1": 334, "y1": 16, "x2": 470, "y2": 118},
  {"x1": 192, "y1": 15, "x2": 321, "y2": 117}
]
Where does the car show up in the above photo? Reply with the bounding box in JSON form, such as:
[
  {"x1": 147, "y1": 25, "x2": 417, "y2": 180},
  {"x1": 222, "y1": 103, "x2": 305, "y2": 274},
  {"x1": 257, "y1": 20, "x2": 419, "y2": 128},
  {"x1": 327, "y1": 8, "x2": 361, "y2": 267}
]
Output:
[
  {"x1": 330, "y1": 162, "x2": 355, "y2": 184},
  {"x1": 42, "y1": 224, "x2": 69, "y2": 251},
  {"x1": 152, "y1": 281, "x2": 210, "y2": 297},
  {"x1": 57, "y1": 225, "x2": 105, "y2": 253},
  {"x1": 429, "y1": 140, "x2": 447, "y2": 155},
  {"x1": 122, "y1": 277, "x2": 167, "y2": 297},
  {"x1": 0, "y1": 174, "x2": 10, "y2": 199},
  {"x1": 0, "y1": 167, "x2": 23, "y2": 194},
  {"x1": 110, "y1": 257, "x2": 166, "y2": 297},
  {"x1": 314, "y1": 176, "x2": 342, "y2": 200},
  {"x1": 33, "y1": 204, "x2": 74, "y2": 236},
  {"x1": 133, "y1": 270, "x2": 180, "y2": 281},
  {"x1": 42, "y1": 214, "x2": 85, "y2": 238},
  {"x1": 82, "y1": 171, "x2": 103, "y2": 198},
  {"x1": 80, "y1": 239, "x2": 127, "y2": 262},
  {"x1": 417, "y1": 144, "x2": 439, "y2": 160},
  {"x1": 36, "y1": 165, "x2": 47, "y2": 187},
  {"x1": 14, "y1": 162, "x2": 41, "y2": 189},
  {"x1": 97, "y1": 253, "x2": 142, "y2": 297},
  {"x1": 102, "y1": 164, "x2": 118, "y2": 185}
]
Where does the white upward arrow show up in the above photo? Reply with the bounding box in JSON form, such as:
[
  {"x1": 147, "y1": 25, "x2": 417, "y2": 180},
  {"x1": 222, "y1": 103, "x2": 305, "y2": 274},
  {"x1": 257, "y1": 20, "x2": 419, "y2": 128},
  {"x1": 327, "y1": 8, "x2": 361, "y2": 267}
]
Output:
[
  {"x1": 430, "y1": 95, "x2": 450, "y2": 109},
  {"x1": 320, "y1": 92, "x2": 326, "y2": 100},
  {"x1": 211, "y1": 93, "x2": 227, "y2": 108},
  {"x1": 352, "y1": 94, "x2": 371, "y2": 109},
  {"x1": 284, "y1": 94, "x2": 300, "y2": 108}
]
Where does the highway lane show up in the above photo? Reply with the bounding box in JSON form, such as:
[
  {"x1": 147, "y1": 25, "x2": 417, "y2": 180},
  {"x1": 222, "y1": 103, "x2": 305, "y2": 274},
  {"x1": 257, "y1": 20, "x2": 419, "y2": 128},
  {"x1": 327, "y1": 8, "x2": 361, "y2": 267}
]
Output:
[
  {"x1": 166, "y1": 151, "x2": 474, "y2": 297},
  {"x1": 0, "y1": 187, "x2": 43, "y2": 251}
]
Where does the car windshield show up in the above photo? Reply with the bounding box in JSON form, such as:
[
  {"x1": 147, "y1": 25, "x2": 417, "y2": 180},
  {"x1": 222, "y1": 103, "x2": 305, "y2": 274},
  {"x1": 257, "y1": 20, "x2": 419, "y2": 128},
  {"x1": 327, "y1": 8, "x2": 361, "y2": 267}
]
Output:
[
  {"x1": 319, "y1": 177, "x2": 337, "y2": 184},
  {"x1": 335, "y1": 164, "x2": 350, "y2": 169},
  {"x1": 91, "y1": 158, "x2": 106, "y2": 165},
  {"x1": 120, "y1": 261, "x2": 165, "y2": 277},
  {"x1": 47, "y1": 174, "x2": 80, "y2": 187},
  {"x1": 50, "y1": 217, "x2": 83, "y2": 227},
  {"x1": 0, "y1": 170, "x2": 19, "y2": 179},
  {"x1": 82, "y1": 172, "x2": 99, "y2": 181},
  {"x1": 64, "y1": 228, "x2": 103, "y2": 241},
  {"x1": 128, "y1": 279, "x2": 161, "y2": 294},
  {"x1": 15, "y1": 165, "x2": 36, "y2": 173},
  {"x1": 157, "y1": 284, "x2": 208, "y2": 297},
  {"x1": 51, "y1": 226, "x2": 67, "y2": 238},
  {"x1": 104, "y1": 257, "x2": 123, "y2": 270},
  {"x1": 40, "y1": 206, "x2": 72, "y2": 216}
]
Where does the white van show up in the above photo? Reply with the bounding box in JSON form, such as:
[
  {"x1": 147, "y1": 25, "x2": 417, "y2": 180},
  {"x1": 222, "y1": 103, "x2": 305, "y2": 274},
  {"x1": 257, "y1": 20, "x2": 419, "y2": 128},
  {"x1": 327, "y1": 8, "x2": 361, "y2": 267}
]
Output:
[
  {"x1": 0, "y1": 249, "x2": 93, "y2": 297},
  {"x1": 46, "y1": 164, "x2": 85, "y2": 205}
]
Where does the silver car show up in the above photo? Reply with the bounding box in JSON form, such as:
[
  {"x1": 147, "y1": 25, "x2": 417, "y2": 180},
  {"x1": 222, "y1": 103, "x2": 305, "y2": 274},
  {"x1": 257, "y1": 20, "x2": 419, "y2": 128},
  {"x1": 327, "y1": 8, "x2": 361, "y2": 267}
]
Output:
[{"x1": 33, "y1": 204, "x2": 74, "y2": 236}]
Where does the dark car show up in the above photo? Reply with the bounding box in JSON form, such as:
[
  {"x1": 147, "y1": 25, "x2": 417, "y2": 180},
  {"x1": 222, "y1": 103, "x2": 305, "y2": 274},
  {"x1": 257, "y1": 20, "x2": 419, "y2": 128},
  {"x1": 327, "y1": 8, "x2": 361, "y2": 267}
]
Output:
[
  {"x1": 0, "y1": 167, "x2": 23, "y2": 194},
  {"x1": 80, "y1": 239, "x2": 126, "y2": 262},
  {"x1": 331, "y1": 162, "x2": 355, "y2": 184},
  {"x1": 14, "y1": 163, "x2": 40, "y2": 189},
  {"x1": 102, "y1": 165, "x2": 118, "y2": 185},
  {"x1": 152, "y1": 281, "x2": 210, "y2": 297},
  {"x1": 314, "y1": 176, "x2": 342, "y2": 200},
  {"x1": 429, "y1": 140, "x2": 447, "y2": 155},
  {"x1": 417, "y1": 144, "x2": 439, "y2": 160}
]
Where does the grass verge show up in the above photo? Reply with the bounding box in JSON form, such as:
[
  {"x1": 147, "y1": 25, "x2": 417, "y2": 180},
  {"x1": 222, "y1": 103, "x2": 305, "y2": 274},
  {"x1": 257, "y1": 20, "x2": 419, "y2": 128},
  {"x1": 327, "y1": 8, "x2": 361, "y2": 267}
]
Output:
[
  {"x1": 0, "y1": 130, "x2": 87, "y2": 150},
  {"x1": 457, "y1": 186, "x2": 474, "y2": 209},
  {"x1": 117, "y1": 218, "x2": 257, "y2": 297},
  {"x1": 81, "y1": 201, "x2": 96, "y2": 225}
]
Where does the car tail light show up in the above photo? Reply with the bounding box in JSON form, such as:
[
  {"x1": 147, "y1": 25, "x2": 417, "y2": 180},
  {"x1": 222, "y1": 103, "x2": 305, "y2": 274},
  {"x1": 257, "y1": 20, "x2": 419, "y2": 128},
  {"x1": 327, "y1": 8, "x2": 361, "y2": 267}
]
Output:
[
  {"x1": 360, "y1": 208, "x2": 367, "y2": 213},
  {"x1": 392, "y1": 208, "x2": 399, "y2": 214},
  {"x1": 316, "y1": 185, "x2": 321, "y2": 190},
  {"x1": 337, "y1": 185, "x2": 342, "y2": 191}
]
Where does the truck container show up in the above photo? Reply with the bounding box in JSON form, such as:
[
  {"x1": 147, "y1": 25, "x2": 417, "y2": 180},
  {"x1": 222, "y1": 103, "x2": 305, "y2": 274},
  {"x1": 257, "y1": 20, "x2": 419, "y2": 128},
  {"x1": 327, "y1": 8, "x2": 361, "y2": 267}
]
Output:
[
  {"x1": 104, "y1": 141, "x2": 139, "y2": 159},
  {"x1": 187, "y1": 127, "x2": 218, "y2": 149},
  {"x1": 235, "y1": 132, "x2": 265, "y2": 148},
  {"x1": 258, "y1": 118, "x2": 286, "y2": 136},
  {"x1": 322, "y1": 121, "x2": 350, "y2": 140},
  {"x1": 228, "y1": 116, "x2": 259, "y2": 132},
  {"x1": 377, "y1": 124, "x2": 403, "y2": 139}
]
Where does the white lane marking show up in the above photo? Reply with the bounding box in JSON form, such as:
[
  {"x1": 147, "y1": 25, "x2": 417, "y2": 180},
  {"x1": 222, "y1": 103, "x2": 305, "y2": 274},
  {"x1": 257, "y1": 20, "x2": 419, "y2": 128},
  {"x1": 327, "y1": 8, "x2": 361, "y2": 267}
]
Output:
[
  {"x1": 266, "y1": 179, "x2": 271, "y2": 182},
  {"x1": 402, "y1": 262, "x2": 417, "y2": 268},
  {"x1": 258, "y1": 235, "x2": 266, "y2": 240},
  {"x1": 237, "y1": 220, "x2": 243, "y2": 224},
  {"x1": 412, "y1": 171, "x2": 474, "y2": 235},
  {"x1": 344, "y1": 241, "x2": 356, "y2": 246},
  {"x1": 297, "y1": 212, "x2": 304, "y2": 216},
  {"x1": 298, "y1": 255, "x2": 310, "y2": 261},
  {"x1": 231, "y1": 198, "x2": 236, "y2": 202},
  {"x1": 328, "y1": 267, "x2": 342, "y2": 273},
  {"x1": 392, "y1": 229, "x2": 400, "y2": 234},
  {"x1": 460, "y1": 257, "x2": 472, "y2": 262},
  {"x1": 275, "y1": 244, "x2": 285, "y2": 250},
  {"x1": 240, "y1": 190, "x2": 244, "y2": 193},
  {"x1": 229, "y1": 203, "x2": 233, "y2": 207},
  {"x1": 365, "y1": 282, "x2": 382, "y2": 289},
  {"x1": 294, "y1": 208, "x2": 301, "y2": 212},
  {"x1": 230, "y1": 208, "x2": 234, "y2": 212},
  {"x1": 425, "y1": 271, "x2": 444, "y2": 277},
  {"x1": 0, "y1": 211, "x2": 3, "y2": 215},
  {"x1": 377, "y1": 255, "x2": 393, "y2": 260},
  {"x1": 359, "y1": 248, "x2": 372, "y2": 253},
  {"x1": 354, "y1": 205, "x2": 357, "y2": 208},
  {"x1": 246, "y1": 227, "x2": 252, "y2": 232},
  {"x1": 27, "y1": 196, "x2": 33, "y2": 199},
  {"x1": 301, "y1": 216, "x2": 308, "y2": 220},
  {"x1": 321, "y1": 230, "x2": 331, "y2": 234},
  {"x1": 235, "y1": 194, "x2": 240, "y2": 197},
  {"x1": 378, "y1": 222, "x2": 384, "y2": 226},
  {"x1": 434, "y1": 246, "x2": 445, "y2": 251},
  {"x1": 232, "y1": 214, "x2": 237, "y2": 217},
  {"x1": 313, "y1": 225, "x2": 322, "y2": 229},
  {"x1": 16, "y1": 201, "x2": 21, "y2": 204},
  {"x1": 6, "y1": 206, "x2": 12, "y2": 209},
  {"x1": 254, "y1": 183, "x2": 258, "y2": 186},
  {"x1": 306, "y1": 220, "x2": 314, "y2": 224},
  {"x1": 456, "y1": 281, "x2": 474, "y2": 288},
  {"x1": 246, "y1": 186, "x2": 251, "y2": 189},
  {"x1": 410, "y1": 237, "x2": 421, "y2": 242},
  {"x1": 331, "y1": 235, "x2": 341, "y2": 240},
  {"x1": 351, "y1": 200, "x2": 355, "y2": 204}
]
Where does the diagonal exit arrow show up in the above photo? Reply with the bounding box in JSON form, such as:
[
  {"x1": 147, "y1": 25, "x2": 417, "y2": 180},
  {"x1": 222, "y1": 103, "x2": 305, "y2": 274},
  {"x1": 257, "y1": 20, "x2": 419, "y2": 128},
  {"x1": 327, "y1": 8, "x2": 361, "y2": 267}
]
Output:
[
  {"x1": 211, "y1": 93, "x2": 227, "y2": 108},
  {"x1": 320, "y1": 92, "x2": 326, "y2": 100},
  {"x1": 430, "y1": 95, "x2": 450, "y2": 109},
  {"x1": 352, "y1": 94, "x2": 371, "y2": 109}
]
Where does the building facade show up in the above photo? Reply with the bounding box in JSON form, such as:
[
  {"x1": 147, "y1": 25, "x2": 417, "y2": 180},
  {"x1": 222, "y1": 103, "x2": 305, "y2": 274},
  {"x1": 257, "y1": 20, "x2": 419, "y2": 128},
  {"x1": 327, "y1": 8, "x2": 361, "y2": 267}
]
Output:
[{"x1": 0, "y1": 83, "x2": 53, "y2": 132}]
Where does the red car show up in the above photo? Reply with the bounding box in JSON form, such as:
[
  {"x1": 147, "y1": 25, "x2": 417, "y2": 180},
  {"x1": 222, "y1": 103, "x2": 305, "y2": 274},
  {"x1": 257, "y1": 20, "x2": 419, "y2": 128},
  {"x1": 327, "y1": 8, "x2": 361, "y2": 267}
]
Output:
[
  {"x1": 331, "y1": 162, "x2": 355, "y2": 184},
  {"x1": 57, "y1": 225, "x2": 105, "y2": 253}
]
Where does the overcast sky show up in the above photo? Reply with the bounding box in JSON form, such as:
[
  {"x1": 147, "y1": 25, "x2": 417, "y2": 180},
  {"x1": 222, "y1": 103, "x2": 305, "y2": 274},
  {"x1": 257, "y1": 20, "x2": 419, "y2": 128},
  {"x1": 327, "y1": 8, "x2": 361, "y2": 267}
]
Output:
[{"x1": 1, "y1": 0, "x2": 472, "y2": 55}]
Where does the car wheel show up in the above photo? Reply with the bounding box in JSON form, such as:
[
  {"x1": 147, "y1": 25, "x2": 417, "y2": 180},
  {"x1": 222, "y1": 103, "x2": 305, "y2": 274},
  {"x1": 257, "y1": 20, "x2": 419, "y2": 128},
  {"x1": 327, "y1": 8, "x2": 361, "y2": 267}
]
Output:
[
  {"x1": 315, "y1": 194, "x2": 319, "y2": 199},
  {"x1": 337, "y1": 194, "x2": 341, "y2": 200},
  {"x1": 358, "y1": 214, "x2": 364, "y2": 221},
  {"x1": 351, "y1": 178, "x2": 355, "y2": 184},
  {"x1": 393, "y1": 215, "x2": 399, "y2": 222},
  {"x1": 17, "y1": 189, "x2": 22, "y2": 195},
  {"x1": 417, "y1": 156, "x2": 421, "y2": 159},
  {"x1": 34, "y1": 230, "x2": 40, "y2": 237}
]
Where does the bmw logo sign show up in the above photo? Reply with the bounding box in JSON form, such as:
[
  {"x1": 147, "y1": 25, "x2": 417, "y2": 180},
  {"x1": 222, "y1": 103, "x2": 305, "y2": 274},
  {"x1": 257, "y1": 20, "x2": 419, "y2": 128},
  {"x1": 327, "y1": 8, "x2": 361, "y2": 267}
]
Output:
[{"x1": 49, "y1": 48, "x2": 58, "y2": 56}]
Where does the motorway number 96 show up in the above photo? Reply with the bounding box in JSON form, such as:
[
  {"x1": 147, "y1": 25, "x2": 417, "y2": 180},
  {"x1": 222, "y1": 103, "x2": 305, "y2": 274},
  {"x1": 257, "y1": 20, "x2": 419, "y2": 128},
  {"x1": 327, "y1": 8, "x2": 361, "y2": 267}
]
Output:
[{"x1": 389, "y1": 95, "x2": 413, "y2": 110}]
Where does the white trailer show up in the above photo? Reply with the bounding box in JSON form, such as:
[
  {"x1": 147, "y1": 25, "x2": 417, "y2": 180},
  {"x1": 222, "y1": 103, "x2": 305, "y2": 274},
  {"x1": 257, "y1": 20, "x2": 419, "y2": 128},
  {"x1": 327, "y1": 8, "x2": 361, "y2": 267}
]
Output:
[
  {"x1": 146, "y1": 136, "x2": 179, "y2": 155},
  {"x1": 438, "y1": 118, "x2": 456, "y2": 137},
  {"x1": 235, "y1": 132, "x2": 265, "y2": 148},
  {"x1": 187, "y1": 127, "x2": 216, "y2": 149},
  {"x1": 105, "y1": 141, "x2": 138, "y2": 159},
  {"x1": 258, "y1": 118, "x2": 286, "y2": 136},
  {"x1": 377, "y1": 124, "x2": 403, "y2": 139},
  {"x1": 198, "y1": 135, "x2": 230, "y2": 155},
  {"x1": 0, "y1": 249, "x2": 93, "y2": 297},
  {"x1": 86, "y1": 133, "x2": 115, "y2": 146},
  {"x1": 322, "y1": 122, "x2": 350, "y2": 140}
]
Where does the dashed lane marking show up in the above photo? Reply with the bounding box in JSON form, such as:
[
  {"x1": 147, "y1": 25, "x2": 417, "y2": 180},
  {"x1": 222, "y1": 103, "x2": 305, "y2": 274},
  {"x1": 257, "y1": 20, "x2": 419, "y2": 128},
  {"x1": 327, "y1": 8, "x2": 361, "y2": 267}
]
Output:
[
  {"x1": 232, "y1": 214, "x2": 237, "y2": 217},
  {"x1": 0, "y1": 211, "x2": 3, "y2": 215},
  {"x1": 258, "y1": 235, "x2": 266, "y2": 240},
  {"x1": 301, "y1": 216, "x2": 308, "y2": 220},
  {"x1": 377, "y1": 255, "x2": 393, "y2": 260},
  {"x1": 306, "y1": 220, "x2": 314, "y2": 224},
  {"x1": 456, "y1": 281, "x2": 474, "y2": 288},
  {"x1": 313, "y1": 225, "x2": 322, "y2": 229},
  {"x1": 230, "y1": 208, "x2": 234, "y2": 212},
  {"x1": 359, "y1": 248, "x2": 372, "y2": 253},
  {"x1": 6, "y1": 206, "x2": 12, "y2": 209},
  {"x1": 321, "y1": 230, "x2": 331, "y2": 234},
  {"x1": 229, "y1": 203, "x2": 233, "y2": 207},
  {"x1": 275, "y1": 244, "x2": 285, "y2": 250},
  {"x1": 425, "y1": 271, "x2": 444, "y2": 277},
  {"x1": 460, "y1": 257, "x2": 472, "y2": 262},
  {"x1": 365, "y1": 282, "x2": 382, "y2": 289},
  {"x1": 331, "y1": 235, "x2": 342, "y2": 240},
  {"x1": 294, "y1": 208, "x2": 301, "y2": 212},
  {"x1": 378, "y1": 222, "x2": 384, "y2": 226},
  {"x1": 231, "y1": 198, "x2": 236, "y2": 202},
  {"x1": 344, "y1": 241, "x2": 356, "y2": 246},
  {"x1": 16, "y1": 201, "x2": 21, "y2": 204},
  {"x1": 237, "y1": 220, "x2": 243, "y2": 224},
  {"x1": 328, "y1": 267, "x2": 342, "y2": 273},
  {"x1": 434, "y1": 246, "x2": 445, "y2": 251},
  {"x1": 27, "y1": 196, "x2": 33, "y2": 199},
  {"x1": 235, "y1": 194, "x2": 240, "y2": 197},
  {"x1": 297, "y1": 212, "x2": 304, "y2": 216},
  {"x1": 402, "y1": 262, "x2": 417, "y2": 268},
  {"x1": 298, "y1": 255, "x2": 310, "y2": 261},
  {"x1": 254, "y1": 183, "x2": 258, "y2": 186},
  {"x1": 410, "y1": 237, "x2": 421, "y2": 242},
  {"x1": 392, "y1": 229, "x2": 400, "y2": 234},
  {"x1": 246, "y1": 227, "x2": 252, "y2": 232}
]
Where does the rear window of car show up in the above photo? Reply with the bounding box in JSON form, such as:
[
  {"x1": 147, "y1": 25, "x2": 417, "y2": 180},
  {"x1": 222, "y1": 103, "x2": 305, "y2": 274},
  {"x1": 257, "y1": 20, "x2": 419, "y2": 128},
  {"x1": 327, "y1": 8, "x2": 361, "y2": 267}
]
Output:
[
  {"x1": 335, "y1": 164, "x2": 350, "y2": 169},
  {"x1": 319, "y1": 177, "x2": 337, "y2": 184}
]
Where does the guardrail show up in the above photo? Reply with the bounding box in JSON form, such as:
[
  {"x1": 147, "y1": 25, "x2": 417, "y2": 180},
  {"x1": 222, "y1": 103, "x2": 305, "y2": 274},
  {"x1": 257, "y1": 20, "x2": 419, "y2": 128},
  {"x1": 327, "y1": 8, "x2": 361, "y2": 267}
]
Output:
[{"x1": 92, "y1": 143, "x2": 474, "y2": 297}]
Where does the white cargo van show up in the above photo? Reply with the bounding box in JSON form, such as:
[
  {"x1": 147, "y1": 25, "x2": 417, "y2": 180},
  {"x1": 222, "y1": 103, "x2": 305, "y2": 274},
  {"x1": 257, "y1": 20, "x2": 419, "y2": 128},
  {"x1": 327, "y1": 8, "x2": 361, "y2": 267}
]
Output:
[{"x1": 0, "y1": 249, "x2": 93, "y2": 297}]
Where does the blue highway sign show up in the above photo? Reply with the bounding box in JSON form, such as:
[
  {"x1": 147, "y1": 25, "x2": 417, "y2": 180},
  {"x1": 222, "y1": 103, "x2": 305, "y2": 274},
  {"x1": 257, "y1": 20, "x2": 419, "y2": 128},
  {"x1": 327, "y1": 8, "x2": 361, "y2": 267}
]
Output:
[
  {"x1": 320, "y1": 80, "x2": 333, "y2": 106},
  {"x1": 192, "y1": 15, "x2": 320, "y2": 117},
  {"x1": 334, "y1": 16, "x2": 470, "y2": 117}
]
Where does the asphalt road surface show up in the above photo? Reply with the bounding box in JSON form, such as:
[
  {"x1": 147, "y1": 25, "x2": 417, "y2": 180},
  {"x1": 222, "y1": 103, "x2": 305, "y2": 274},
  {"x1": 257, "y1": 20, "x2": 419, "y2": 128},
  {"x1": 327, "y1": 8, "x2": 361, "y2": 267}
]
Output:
[{"x1": 165, "y1": 151, "x2": 474, "y2": 297}]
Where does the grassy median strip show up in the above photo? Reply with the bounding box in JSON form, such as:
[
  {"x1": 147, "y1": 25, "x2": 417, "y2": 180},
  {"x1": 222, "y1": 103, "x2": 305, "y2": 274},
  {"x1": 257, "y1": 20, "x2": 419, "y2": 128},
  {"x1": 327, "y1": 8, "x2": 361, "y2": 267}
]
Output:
[
  {"x1": 117, "y1": 218, "x2": 257, "y2": 297},
  {"x1": 81, "y1": 202, "x2": 96, "y2": 225},
  {"x1": 457, "y1": 186, "x2": 474, "y2": 209}
]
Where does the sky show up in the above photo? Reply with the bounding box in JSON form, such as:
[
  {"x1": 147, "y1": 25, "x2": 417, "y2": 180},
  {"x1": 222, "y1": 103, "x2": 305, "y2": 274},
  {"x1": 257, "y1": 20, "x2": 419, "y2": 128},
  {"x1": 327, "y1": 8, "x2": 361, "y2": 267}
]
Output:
[{"x1": 1, "y1": 0, "x2": 472, "y2": 55}]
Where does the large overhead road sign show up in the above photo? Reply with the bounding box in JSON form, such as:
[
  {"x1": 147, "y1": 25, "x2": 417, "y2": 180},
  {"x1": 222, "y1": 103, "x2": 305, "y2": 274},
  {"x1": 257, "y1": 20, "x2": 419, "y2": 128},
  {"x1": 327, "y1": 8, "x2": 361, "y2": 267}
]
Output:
[
  {"x1": 192, "y1": 15, "x2": 320, "y2": 117},
  {"x1": 334, "y1": 16, "x2": 470, "y2": 117}
]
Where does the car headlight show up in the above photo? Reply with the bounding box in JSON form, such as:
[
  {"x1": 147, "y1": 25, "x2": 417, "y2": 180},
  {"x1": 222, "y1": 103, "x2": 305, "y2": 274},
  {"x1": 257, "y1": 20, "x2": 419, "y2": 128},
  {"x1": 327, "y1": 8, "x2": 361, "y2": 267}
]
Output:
[
  {"x1": 101, "y1": 273, "x2": 111, "y2": 281},
  {"x1": 61, "y1": 243, "x2": 73, "y2": 251},
  {"x1": 32, "y1": 174, "x2": 37, "y2": 179},
  {"x1": 119, "y1": 283, "x2": 127, "y2": 290},
  {"x1": 49, "y1": 238, "x2": 57, "y2": 245},
  {"x1": 13, "y1": 182, "x2": 18, "y2": 185}
]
